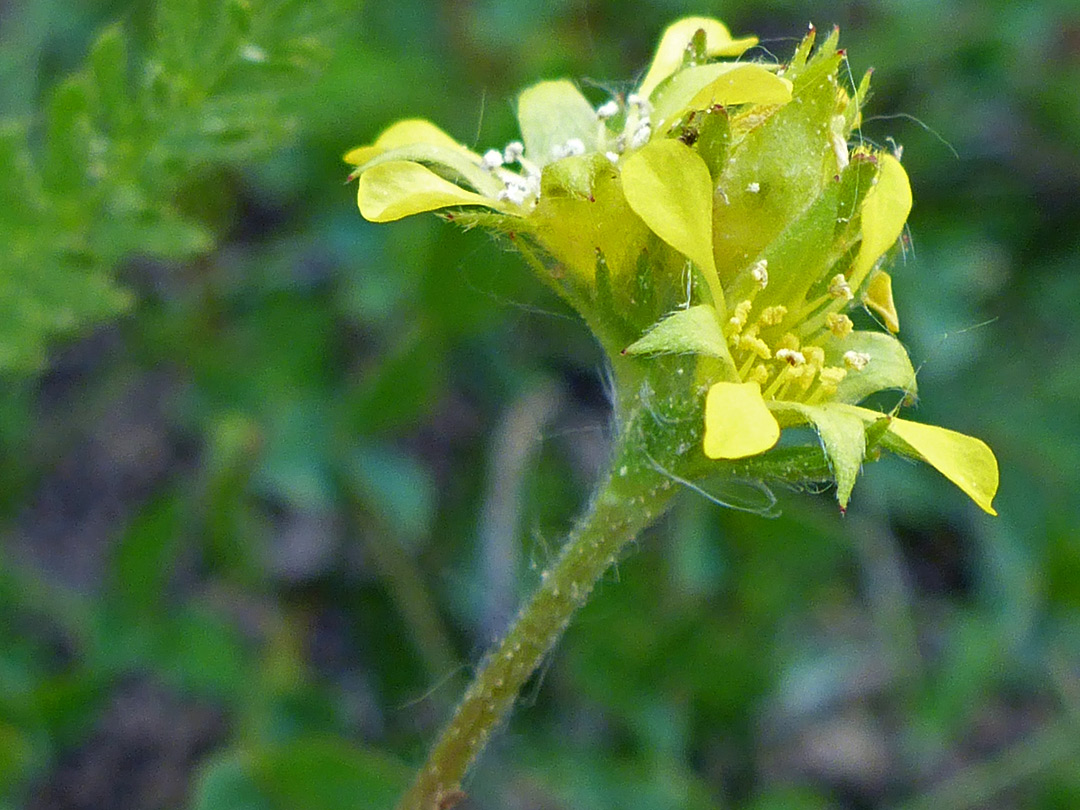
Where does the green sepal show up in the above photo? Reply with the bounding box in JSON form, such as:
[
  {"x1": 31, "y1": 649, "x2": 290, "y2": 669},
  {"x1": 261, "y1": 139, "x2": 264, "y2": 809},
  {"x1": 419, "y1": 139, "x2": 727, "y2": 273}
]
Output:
[
  {"x1": 819, "y1": 330, "x2": 917, "y2": 404},
  {"x1": 624, "y1": 305, "x2": 738, "y2": 378},
  {"x1": 714, "y1": 44, "x2": 845, "y2": 282},
  {"x1": 771, "y1": 401, "x2": 867, "y2": 509},
  {"x1": 528, "y1": 154, "x2": 650, "y2": 282}
]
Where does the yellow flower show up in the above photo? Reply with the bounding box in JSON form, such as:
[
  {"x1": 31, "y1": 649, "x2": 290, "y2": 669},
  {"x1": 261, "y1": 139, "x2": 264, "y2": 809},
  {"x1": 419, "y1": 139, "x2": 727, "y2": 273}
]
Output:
[{"x1": 346, "y1": 19, "x2": 999, "y2": 515}]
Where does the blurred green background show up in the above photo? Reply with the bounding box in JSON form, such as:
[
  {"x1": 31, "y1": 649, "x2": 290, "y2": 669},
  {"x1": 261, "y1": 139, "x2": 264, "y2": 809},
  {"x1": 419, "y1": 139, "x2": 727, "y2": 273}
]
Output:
[{"x1": 1, "y1": 1, "x2": 1078, "y2": 808}]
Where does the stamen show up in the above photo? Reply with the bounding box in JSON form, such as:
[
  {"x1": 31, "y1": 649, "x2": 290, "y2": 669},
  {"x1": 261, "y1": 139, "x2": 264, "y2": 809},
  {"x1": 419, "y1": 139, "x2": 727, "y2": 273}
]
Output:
[
  {"x1": 739, "y1": 334, "x2": 772, "y2": 360},
  {"x1": 630, "y1": 122, "x2": 652, "y2": 149},
  {"x1": 728, "y1": 300, "x2": 753, "y2": 333},
  {"x1": 480, "y1": 149, "x2": 504, "y2": 170},
  {"x1": 758, "y1": 305, "x2": 787, "y2": 327},
  {"x1": 627, "y1": 93, "x2": 653, "y2": 115},
  {"x1": 750, "y1": 260, "x2": 769, "y2": 289},
  {"x1": 843, "y1": 350, "x2": 871, "y2": 371},
  {"x1": 776, "y1": 348, "x2": 806, "y2": 366},
  {"x1": 605, "y1": 151, "x2": 620, "y2": 164},
  {"x1": 829, "y1": 273, "x2": 854, "y2": 301},
  {"x1": 746, "y1": 182, "x2": 761, "y2": 193},
  {"x1": 748, "y1": 364, "x2": 770, "y2": 386},
  {"x1": 826, "y1": 312, "x2": 854, "y2": 338},
  {"x1": 777, "y1": 333, "x2": 800, "y2": 352},
  {"x1": 502, "y1": 141, "x2": 525, "y2": 164},
  {"x1": 596, "y1": 100, "x2": 620, "y2": 120}
]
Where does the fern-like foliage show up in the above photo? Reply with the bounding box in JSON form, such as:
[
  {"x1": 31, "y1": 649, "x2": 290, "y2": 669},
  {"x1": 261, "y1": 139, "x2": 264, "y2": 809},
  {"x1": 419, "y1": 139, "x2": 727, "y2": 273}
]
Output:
[{"x1": 0, "y1": 0, "x2": 350, "y2": 373}]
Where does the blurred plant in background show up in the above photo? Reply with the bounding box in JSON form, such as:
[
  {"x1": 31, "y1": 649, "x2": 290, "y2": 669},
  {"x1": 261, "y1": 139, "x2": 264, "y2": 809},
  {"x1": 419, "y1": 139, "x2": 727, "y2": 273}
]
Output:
[{"x1": 0, "y1": 1, "x2": 1077, "y2": 810}]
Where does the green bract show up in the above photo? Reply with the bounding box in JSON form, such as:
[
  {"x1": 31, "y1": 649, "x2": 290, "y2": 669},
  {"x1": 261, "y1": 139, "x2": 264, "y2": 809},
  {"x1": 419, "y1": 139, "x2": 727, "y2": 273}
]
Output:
[{"x1": 347, "y1": 18, "x2": 999, "y2": 515}]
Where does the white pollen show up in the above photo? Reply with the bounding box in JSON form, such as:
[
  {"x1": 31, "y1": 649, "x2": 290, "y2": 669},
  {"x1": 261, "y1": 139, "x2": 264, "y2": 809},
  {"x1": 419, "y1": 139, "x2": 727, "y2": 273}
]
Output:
[
  {"x1": 240, "y1": 43, "x2": 268, "y2": 63},
  {"x1": 751, "y1": 259, "x2": 769, "y2": 288},
  {"x1": 776, "y1": 348, "x2": 806, "y2": 366},
  {"x1": 843, "y1": 350, "x2": 871, "y2": 371},
  {"x1": 746, "y1": 182, "x2": 760, "y2": 193},
  {"x1": 630, "y1": 122, "x2": 651, "y2": 149},
  {"x1": 596, "y1": 100, "x2": 619, "y2": 120},
  {"x1": 502, "y1": 141, "x2": 524, "y2": 164},
  {"x1": 605, "y1": 151, "x2": 620, "y2": 164},
  {"x1": 564, "y1": 138, "x2": 586, "y2": 156},
  {"x1": 480, "y1": 149, "x2": 504, "y2": 170}
]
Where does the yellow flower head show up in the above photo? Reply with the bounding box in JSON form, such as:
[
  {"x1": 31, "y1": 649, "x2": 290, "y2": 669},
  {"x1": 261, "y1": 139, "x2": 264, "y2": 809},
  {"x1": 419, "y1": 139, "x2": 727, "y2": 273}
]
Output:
[{"x1": 346, "y1": 19, "x2": 998, "y2": 515}]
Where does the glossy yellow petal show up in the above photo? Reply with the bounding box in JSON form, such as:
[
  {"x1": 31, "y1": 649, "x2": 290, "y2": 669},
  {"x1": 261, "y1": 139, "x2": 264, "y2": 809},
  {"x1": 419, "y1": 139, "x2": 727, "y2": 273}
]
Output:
[
  {"x1": 344, "y1": 119, "x2": 474, "y2": 165},
  {"x1": 839, "y1": 404, "x2": 999, "y2": 515},
  {"x1": 620, "y1": 140, "x2": 722, "y2": 305},
  {"x1": 885, "y1": 417, "x2": 999, "y2": 516},
  {"x1": 851, "y1": 152, "x2": 912, "y2": 287},
  {"x1": 517, "y1": 80, "x2": 598, "y2": 167},
  {"x1": 639, "y1": 17, "x2": 758, "y2": 100},
  {"x1": 652, "y1": 64, "x2": 792, "y2": 132},
  {"x1": 704, "y1": 381, "x2": 781, "y2": 460},
  {"x1": 863, "y1": 270, "x2": 900, "y2": 333},
  {"x1": 357, "y1": 160, "x2": 500, "y2": 222}
]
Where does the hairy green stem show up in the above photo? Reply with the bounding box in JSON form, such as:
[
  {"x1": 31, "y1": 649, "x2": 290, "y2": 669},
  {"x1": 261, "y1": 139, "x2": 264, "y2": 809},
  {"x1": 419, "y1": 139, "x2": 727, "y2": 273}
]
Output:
[{"x1": 395, "y1": 423, "x2": 674, "y2": 809}]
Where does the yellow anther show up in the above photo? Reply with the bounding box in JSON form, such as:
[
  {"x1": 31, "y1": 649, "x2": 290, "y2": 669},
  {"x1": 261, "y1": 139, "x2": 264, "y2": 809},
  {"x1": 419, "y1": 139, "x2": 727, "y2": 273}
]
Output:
[
  {"x1": 819, "y1": 366, "x2": 848, "y2": 384},
  {"x1": 739, "y1": 334, "x2": 772, "y2": 360},
  {"x1": 803, "y1": 345, "x2": 825, "y2": 369},
  {"x1": 777, "y1": 332, "x2": 800, "y2": 352},
  {"x1": 826, "y1": 312, "x2": 854, "y2": 338},
  {"x1": 829, "y1": 273, "x2": 854, "y2": 301},
  {"x1": 748, "y1": 364, "x2": 770, "y2": 385},
  {"x1": 758, "y1": 305, "x2": 787, "y2": 326},
  {"x1": 793, "y1": 363, "x2": 817, "y2": 391},
  {"x1": 728, "y1": 300, "x2": 754, "y2": 333},
  {"x1": 843, "y1": 350, "x2": 871, "y2": 371}
]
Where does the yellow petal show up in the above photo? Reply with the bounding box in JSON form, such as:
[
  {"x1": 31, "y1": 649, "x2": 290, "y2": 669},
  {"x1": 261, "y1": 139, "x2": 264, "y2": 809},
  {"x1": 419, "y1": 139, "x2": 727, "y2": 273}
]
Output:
[
  {"x1": 851, "y1": 152, "x2": 912, "y2": 287},
  {"x1": 838, "y1": 404, "x2": 999, "y2": 515},
  {"x1": 639, "y1": 17, "x2": 758, "y2": 100},
  {"x1": 863, "y1": 270, "x2": 900, "y2": 333},
  {"x1": 517, "y1": 80, "x2": 598, "y2": 167},
  {"x1": 357, "y1": 160, "x2": 499, "y2": 222},
  {"x1": 651, "y1": 64, "x2": 792, "y2": 132},
  {"x1": 885, "y1": 417, "x2": 999, "y2": 516},
  {"x1": 344, "y1": 119, "x2": 474, "y2": 165},
  {"x1": 620, "y1": 140, "x2": 722, "y2": 305},
  {"x1": 703, "y1": 381, "x2": 781, "y2": 460}
]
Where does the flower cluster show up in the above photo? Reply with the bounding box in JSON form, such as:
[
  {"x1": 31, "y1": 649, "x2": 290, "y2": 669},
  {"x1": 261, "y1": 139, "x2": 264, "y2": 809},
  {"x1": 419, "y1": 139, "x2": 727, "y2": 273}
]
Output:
[{"x1": 346, "y1": 18, "x2": 998, "y2": 514}]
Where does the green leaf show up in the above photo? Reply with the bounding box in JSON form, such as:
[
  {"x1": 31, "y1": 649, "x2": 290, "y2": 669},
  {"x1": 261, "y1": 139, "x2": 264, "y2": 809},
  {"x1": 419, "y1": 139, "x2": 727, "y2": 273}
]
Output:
[
  {"x1": 254, "y1": 738, "x2": 412, "y2": 810},
  {"x1": 624, "y1": 305, "x2": 737, "y2": 377},
  {"x1": 820, "y1": 330, "x2": 917, "y2": 405},
  {"x1": 190, "y1": 752, "x2": 274, "y2": 810},
  {"x1": 517, "y1": 79, "x2": 598, "y2": 168},
  {"x1": 771, "y1": 401, "x2": 867, "y2": 508},
  {"x1": 349, "y1": 444, "x2": 437, "y2": 544}
]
